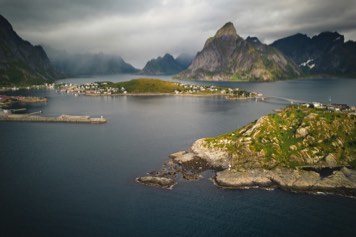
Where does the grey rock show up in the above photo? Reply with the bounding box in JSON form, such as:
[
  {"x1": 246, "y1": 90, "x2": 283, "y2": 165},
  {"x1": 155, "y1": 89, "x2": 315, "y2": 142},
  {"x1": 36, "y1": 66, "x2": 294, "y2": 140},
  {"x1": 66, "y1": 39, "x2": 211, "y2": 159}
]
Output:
[
  {"x1": 215, "y1": 167, "x2": 356, "y2": 195},
  {"x1": 178, "y1": 22, "x2": 301, "y2": 81},
  {"x1": 296, "y1": 127, "x2": 309, "y2": 138},
  {"x1": 136, "y1": 176, "x2": 176, "y2": 189},
  {"x1": 325, "y1": 153, "x2": 338, "y2": 167}
]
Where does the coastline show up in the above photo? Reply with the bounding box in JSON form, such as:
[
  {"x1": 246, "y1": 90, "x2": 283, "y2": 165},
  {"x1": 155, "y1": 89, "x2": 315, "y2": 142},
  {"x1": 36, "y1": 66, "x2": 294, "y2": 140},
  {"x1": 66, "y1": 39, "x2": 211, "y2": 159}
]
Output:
[
  {"x1": 84, "y1": 92, "x2": 254, "y2": 99},
  {"x1": 137, "y1": 106, "x2": 356, "y2": 197}
]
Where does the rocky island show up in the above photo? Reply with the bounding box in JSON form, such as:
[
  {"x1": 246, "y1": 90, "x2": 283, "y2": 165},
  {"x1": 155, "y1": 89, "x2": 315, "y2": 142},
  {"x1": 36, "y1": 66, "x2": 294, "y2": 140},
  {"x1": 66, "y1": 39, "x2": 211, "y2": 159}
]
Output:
[{"x1": 137, "y1": 105, "x2": 356, "y2": 196}]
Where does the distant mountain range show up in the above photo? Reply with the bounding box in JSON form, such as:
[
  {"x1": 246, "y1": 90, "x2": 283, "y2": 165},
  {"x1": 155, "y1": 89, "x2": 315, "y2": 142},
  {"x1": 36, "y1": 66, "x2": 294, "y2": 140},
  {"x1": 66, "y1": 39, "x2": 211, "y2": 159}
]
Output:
[
  {"x1": 2, "y1": 14, "x2": 356, "y2": 84},
  {"x1": 271, "y1": 32, "x2": 356, "y2": 77},
  {"x1": 45, "y1": 47, "x2": 138, "y2": 76},
  {"x1": 0, "y1": 15, "x2": 60, "y2": 86},
  {"x1": 178, "y1": 22, "x2": 302, "y2": 81},
  {"x1": 140, "y1": 53, "x2": 193, "y2": 75}
]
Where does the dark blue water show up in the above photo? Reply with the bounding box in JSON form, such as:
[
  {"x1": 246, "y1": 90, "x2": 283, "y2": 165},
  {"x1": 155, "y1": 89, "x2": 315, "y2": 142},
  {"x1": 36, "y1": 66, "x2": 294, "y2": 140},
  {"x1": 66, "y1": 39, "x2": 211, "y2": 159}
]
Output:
[{"x1": 1, "y1": 75, "x2": 356, "y2": 236}]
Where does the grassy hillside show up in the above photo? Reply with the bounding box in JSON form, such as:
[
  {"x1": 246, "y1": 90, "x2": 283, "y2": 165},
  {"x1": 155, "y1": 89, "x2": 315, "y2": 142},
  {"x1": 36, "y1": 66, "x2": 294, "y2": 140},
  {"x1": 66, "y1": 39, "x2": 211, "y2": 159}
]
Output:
[
  {"x1": 204, "y1": 106, "x2": 356, "y2": 170},
  {"x1": 103, "y1": 78, "x2": 182, "y2": 93},
  {"x1": 97, "y1": 78, "x2": 254, "y2": 97}
]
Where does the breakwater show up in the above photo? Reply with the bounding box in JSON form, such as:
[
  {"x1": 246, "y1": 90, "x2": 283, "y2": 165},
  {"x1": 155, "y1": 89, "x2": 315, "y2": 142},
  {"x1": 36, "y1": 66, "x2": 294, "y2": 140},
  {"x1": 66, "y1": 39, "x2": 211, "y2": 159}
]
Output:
[{"x1": 0, "y1": 114, "x2": 107, "y2": 124}]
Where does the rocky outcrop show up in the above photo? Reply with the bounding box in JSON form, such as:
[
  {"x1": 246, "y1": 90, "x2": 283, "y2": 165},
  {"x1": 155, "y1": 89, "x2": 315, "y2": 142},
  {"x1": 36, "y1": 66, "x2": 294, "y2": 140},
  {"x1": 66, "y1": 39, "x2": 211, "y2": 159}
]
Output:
[
  {"x1": 190, "y1": 138, "x2": 230, "y2": 169},
  {"x1": 215, "y1": 167, "x2": 356, "y2": 196},
  {"x1": 203, "y1": 106, "x2": 356, "y2": 169},
  {"x1": 0, "y1": 15, "x2": 60, "y2": 86},
  {"x1": 136, "y1": 176, "x2": 176, "y2": 189},
  {"x1": 138, "y1": 106, "x2": 356, "y2": 196},
  {"x1": 178, "y1": 22, "x2": 302, "y2": 81}
]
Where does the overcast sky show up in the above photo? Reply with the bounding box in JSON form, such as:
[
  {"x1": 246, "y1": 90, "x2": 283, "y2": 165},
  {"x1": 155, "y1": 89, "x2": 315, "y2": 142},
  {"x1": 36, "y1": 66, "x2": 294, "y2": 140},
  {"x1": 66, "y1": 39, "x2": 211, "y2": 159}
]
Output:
[{"x1": 1, "y1": 0, "x2": 356, "y2": 68}]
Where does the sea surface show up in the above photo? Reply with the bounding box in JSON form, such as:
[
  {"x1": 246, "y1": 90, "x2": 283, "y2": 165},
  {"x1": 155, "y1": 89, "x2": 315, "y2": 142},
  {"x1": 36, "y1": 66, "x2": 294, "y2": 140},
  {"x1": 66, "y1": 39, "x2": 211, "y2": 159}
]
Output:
[{"x1": 1, "y1": 75, "x2": 356, "y2": 236}]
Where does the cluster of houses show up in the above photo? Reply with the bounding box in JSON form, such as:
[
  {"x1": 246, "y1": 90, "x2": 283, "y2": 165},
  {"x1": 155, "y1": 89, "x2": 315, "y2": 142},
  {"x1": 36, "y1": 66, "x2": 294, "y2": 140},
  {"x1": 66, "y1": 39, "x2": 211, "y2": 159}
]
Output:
[
  {"x1": 1, "y1": 83, "x2": 55, "y2": 92},
  {"x1": 302, "y1": 101, "x2": 355, "y2": 112},
  {"x1": 57, "y1": 82, "x2": 124, "y2": 95},
  {"x1": 175, "y1": 83, "x2": 252, "y2": 96},
  {"x1": 58, "y1": 82, "x2": 251, "y2": 97}
]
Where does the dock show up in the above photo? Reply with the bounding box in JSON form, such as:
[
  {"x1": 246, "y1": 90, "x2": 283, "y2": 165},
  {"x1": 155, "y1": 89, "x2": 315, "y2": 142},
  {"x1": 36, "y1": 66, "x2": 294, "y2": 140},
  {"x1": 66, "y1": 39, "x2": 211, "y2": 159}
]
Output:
[{"x1": 0, "y1": 114, "x2": 107, "y2": 124}]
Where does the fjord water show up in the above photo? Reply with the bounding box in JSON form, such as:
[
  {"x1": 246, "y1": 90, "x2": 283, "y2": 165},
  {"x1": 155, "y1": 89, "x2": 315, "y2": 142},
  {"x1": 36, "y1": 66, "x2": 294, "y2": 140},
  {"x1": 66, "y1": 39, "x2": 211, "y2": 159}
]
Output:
[{"x1": 1, "y1": 75, "x2": 356, "y2": 236}]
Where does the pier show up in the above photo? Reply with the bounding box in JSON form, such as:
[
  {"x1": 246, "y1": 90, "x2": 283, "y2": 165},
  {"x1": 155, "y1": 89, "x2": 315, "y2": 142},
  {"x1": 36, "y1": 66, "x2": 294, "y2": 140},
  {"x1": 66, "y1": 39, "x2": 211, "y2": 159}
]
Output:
[{"x1": 0, "y1": 114, "x2": 107, "y2": 124}]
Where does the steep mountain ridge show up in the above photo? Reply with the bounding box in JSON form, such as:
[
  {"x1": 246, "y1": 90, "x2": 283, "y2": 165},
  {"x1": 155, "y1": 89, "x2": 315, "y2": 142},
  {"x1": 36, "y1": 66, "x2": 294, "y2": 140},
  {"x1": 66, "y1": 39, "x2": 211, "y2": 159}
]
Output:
[
  {"x1": 0, "y1": 15, "x2": 60, "y2": 86},
  {"x1": 271, "y1": 32, "x2": 356, "y2": 76},
  {"x1": 178, "y1": 22, "x2": 302, "y2": 81},
  {"x1": 141, "y1": 53, "x2": 191, "y2": 75}
]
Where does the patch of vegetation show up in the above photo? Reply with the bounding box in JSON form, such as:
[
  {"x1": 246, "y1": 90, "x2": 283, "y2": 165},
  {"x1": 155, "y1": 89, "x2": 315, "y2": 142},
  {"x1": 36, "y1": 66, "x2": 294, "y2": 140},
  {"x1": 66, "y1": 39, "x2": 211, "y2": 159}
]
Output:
[
  {"x1": 103, "y1": 78, "x2": 182, "y2": 93},
  {"x1": 0, "y1": 61, "x2": 52, "y2": 86},
  {"x1": 205, "y1": 106, "x2": 356, "y2": 170}
]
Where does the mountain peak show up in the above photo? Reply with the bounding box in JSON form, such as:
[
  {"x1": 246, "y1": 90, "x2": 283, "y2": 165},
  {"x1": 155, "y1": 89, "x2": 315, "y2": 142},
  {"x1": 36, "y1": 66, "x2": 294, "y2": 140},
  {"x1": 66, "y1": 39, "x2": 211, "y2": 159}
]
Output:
[
  {"x1": 0, "y1": 14, "x2": 60, "y2": 86},
  {"x1": 246, "y1": 36, "x2": 262, "y2": 44},
  {"x1": 215, "y1": 22, "x2": 238, "y2": 38},
  {"x1": 0, "y1": 15, "x2": 13, "y2": 30},
  {"x1": 179, "y1": 22, "x2": 301, "y2": 81},
  {"x1": 141, "y1": 53, "x2": 186, "y2": 75},
  {"x1": 163, "y1": 53, "x2": 174, "y2": 60}
]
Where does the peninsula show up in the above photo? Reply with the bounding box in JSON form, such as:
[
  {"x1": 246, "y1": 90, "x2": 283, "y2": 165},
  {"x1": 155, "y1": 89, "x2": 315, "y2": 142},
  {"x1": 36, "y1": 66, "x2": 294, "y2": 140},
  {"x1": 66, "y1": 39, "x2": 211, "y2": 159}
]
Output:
[
  {"x1": 0, "y1": 94, "x2": 48, "y2": 108},
  {"x1": 57, "y1": 78, "x2": 257, "y2": 99},
  {"x1": 137, "y1": 105, "x2": 356, "y2": 196}
]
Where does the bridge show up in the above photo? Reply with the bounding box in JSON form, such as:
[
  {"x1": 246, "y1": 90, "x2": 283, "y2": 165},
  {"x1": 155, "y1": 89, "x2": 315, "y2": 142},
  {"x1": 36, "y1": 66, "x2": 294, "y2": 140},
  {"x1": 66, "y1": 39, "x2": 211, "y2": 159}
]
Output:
[{"x1": 255, "y1": 95, "x2": 309, "y2": 104}]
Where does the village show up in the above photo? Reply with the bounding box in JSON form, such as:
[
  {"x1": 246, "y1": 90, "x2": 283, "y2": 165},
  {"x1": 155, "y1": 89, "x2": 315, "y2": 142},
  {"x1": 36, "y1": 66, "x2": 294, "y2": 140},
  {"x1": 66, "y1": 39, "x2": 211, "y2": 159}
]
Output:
[
  {"x1": 301, "y1": 101, "x2": 356, "y2": 114},
  {"x1": 56, "y1": 81, "x2": 257, "y2": 98},
  {"x1": 0, "y1": 83, "x2": 55, "y2": 92}
]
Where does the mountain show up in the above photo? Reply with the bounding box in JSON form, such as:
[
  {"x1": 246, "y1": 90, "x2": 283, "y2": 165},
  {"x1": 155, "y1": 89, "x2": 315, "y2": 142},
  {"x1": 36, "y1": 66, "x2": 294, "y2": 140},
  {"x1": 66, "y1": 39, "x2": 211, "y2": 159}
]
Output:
[
  {"x1": 45, "y1": 48, "x2": 138, "y2": 76},
  {"x1": 175, "y1": 53, "x2": 194, "y2": 69},
  {"x1": 178, "y1": 22, "x2": 302, "y2": 81},
  {"x1": 0, "y1": 15, "x2": 60, "y2": 86},
  {"x1": 271, "y1": 32, "x2": 356, "y2": 76},
  {"x1": 141, "y1": 53, "x2": 190, "y2": 75}
]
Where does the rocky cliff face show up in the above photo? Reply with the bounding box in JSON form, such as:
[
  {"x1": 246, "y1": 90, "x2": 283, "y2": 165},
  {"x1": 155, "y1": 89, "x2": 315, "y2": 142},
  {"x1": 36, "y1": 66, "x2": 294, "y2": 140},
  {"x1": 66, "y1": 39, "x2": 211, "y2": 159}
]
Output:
[
  {"x1": 141, "y1": 53, "x2": 188, "y2": 75},
  {"x1": 178, "y1": 22, "x2": 302, "y2": 81},
  {"x1": 0, "y1": 15, "x2": 60, "y2": 86},
  {"x1": 271, "y1": 32, "x2": 356, "y2": 77}
]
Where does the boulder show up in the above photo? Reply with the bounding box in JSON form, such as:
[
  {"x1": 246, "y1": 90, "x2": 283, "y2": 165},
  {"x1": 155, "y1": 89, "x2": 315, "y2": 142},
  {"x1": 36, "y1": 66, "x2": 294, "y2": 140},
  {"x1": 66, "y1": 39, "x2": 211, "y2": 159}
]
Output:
[
  {"x1": 325, "y1": 153, "x2": 338, "y2": 167},
  {"x1": 295, "y1": 127, "x2": 309, "y2": 138},
  {"x1": 191, "y1": 138, "x2": 230, "y2": 168},
  {"x1": 215, "y1": 169, "x2": 272, "y2": 187},
  {"x1": 169, "y1": 151, "x2": 195, "y2": 164}
]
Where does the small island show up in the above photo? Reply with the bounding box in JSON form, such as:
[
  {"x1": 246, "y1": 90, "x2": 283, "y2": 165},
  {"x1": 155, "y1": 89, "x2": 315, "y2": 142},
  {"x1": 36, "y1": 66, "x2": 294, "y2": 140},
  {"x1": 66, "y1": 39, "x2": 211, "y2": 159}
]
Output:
[
  {"x1": 57, "y1": 78, "x2": 257, "y2": 99},
  {"x1": 137, "y1": 105, "x2": 356, "y2": 196},
  {"x1": 0, "y1": 95, "x2": 48, "y2": 109},
  {"x1": 0, "y1": 94, "x2": 106, "y2": 124}
]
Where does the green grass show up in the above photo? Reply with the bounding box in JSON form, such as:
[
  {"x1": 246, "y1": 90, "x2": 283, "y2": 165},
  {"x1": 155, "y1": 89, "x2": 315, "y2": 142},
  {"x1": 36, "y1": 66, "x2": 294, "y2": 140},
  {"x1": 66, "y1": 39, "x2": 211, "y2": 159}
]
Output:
[
  {"x1": 0, "y1": 61, "x2": 51, "y2": 86},
  {"x1": 102, "y1": 78, "x2": 182, "y2": 93},
  {"x1": 204, "y1": 106, "x2": 356, "y2": 169}
]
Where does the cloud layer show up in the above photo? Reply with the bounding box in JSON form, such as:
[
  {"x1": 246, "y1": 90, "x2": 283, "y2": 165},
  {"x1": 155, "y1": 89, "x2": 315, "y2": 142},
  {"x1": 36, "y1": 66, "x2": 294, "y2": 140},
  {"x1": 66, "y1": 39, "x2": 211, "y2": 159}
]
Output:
[{"x1": 1, "y1": 0, "x2": 356, "y2": 67}]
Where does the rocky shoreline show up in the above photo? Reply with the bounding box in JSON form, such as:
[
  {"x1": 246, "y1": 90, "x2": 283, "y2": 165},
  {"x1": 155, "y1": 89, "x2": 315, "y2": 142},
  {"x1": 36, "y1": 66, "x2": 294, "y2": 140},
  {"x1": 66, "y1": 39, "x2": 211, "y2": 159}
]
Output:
[
  {"x1": 137, "y1": 138, "x2": 356, "y2": 197},
  {"x1": 137, "y1": 106, "x2": 356, "y2": 197},
  {"x1": 214, "y1": 167, "x2": 356, "y2": 196}
]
